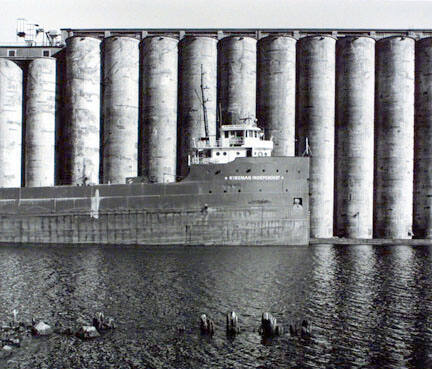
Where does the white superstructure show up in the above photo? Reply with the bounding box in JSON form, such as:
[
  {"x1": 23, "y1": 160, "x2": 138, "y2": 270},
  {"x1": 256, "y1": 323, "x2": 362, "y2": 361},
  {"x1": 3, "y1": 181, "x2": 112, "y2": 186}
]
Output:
[{"x1": 189, "y1": 118, "x2": 273, "y2": 165}]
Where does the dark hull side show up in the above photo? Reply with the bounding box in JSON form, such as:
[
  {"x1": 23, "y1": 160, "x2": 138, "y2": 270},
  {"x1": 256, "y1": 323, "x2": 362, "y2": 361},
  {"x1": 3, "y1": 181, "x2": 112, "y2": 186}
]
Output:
[{"x1": 0, "y1": 157, "x2": 310, "y2": 246}]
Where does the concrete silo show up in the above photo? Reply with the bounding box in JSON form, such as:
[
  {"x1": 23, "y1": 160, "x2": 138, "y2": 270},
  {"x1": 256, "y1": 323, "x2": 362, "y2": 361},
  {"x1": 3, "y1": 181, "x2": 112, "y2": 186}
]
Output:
[
  {"x1": 102, "y1": 36, "x2": 139, "y2": 184},
  {"x1": 375, "y1": 36, "x2": 415, "y2": 239},
  {"x1": 0, "y1": 59, "x2": 22, "y2": 188},
  {"x1": 296, "y1": 35, "x2": 336, "y2": 238},
  {"x1": 25, "y1": 57, "x2": 56, "y2": 187},
  {"x1": 178, "y1": 36, "x2": 217, "y2": 177},
  {"x1": 414, "y1": 37, "x2": 432, "y2": 238},
  {"x1": 218, "y1": 36, "x2": 257, "y2": 125},
  {"x1": 335, "y1": 36, "x2": 375, "y2": 238},
  {"x1": 64, "y1": 36, "x2": 101, "y2": 185},
  {"x1": 257, "y1": 35, "x2": 296, "y2": 156},
  {"x1": 140, "y1": 36, "x2": 178, "y2": 183}
]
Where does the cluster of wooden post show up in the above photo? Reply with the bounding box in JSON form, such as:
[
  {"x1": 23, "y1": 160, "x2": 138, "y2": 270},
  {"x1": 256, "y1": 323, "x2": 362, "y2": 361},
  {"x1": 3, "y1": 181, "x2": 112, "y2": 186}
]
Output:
[
  {"x1": 260, "y1": 312, "x2": 283, "y2": 336},
  {"x1": 199, "y1": 311, "x2": 311, "y2": 338}
]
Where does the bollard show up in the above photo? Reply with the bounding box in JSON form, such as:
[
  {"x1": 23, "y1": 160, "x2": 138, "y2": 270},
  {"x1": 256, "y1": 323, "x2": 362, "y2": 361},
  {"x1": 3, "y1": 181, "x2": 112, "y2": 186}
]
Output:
[{"x1": 226, "y1": 311, "x2": 240, "y2": 335}]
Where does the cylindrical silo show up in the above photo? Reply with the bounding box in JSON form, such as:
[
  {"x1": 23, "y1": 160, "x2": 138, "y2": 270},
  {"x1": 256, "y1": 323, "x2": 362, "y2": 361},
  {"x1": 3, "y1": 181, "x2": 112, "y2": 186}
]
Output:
[
  {"x1": 218, "y1": 36, "x2": 257, "y2": 125},
  {"x1": 375, "y1": 36, "x2": 415, "y2": 239},
  {"x1": 102, "y1": 36, "x2": 139, "y2": 184},
  {"x1": 257, "y1": 35, "x2": 296, "y2": 156},
  {"x1": 335, "y1": 37, "x2": 375, "y2": 238},
  {"x1": 25, "y1": 57, "x2": 56, "y2": 187},
  {"x1": 178, "y1": 36, "x2": 217, "y2": 177},
  {"x1": 64, "y1": 36, "x2": 101, "y2": 185},
  {"x1": 414, "y1": 37, "x2": 432, "y2": 238},
  {"x1": 296, "y1": 36, "x2": 336, "y2": 238},
  {"x1": 0, "y1": 59, "x2": 22, "y2": 188},
  {"x1": 140, "y1": 36, "x2": 178, "y2": 183}
]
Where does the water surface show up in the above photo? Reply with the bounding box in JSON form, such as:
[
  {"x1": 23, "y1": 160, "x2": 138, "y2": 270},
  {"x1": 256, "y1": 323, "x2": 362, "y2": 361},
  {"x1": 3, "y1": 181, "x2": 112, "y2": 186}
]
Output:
[{"x1": 1, "y1": 244, "x2": 431, "y2": 368}]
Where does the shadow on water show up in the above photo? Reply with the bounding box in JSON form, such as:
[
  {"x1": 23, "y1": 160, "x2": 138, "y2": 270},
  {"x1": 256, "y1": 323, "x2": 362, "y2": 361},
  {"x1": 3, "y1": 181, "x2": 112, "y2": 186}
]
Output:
[{"x1": 0, "y1": 244, "x2": 432, "y2": 368}]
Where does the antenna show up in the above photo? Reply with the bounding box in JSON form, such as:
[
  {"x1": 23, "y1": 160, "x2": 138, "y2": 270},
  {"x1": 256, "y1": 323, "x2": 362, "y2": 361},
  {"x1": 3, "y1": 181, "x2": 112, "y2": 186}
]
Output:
[
  {"x1": 218, "y1": 103, "x2": 222, "y2": 127},
  {"x1": 302, "y1": 137, "x2": 312, "y2": 157},
  {"x1": 200, "y1": 64, "x2": 209, "y2": 138}
]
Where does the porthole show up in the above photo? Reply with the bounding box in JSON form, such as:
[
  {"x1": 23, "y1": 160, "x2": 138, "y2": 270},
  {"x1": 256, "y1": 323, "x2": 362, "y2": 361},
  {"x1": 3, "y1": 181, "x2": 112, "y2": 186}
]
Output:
[
  {"x1": 236, "y1": 152, "x2": 240, "y2": 155},
  {"x1": 246, "y1": 169, "x2": 251, "y2": 173},
  {"x1": 216, "y1": 152, "x2": 220, "y2": 156},
  {"x1": 276, "y1": 169, "x2": 279, "y2": 173},
  {"x1": 285, "y1": 189, "x2": 289, "y2": 192},
  {"x1": 209, "y1": 190, "x2": 212, "y2": 194},
  {"x1": 259, "y1": 189, "x2": 262, "y2": 192},
  {"x1": 262, "y1": 169, "x2": 266, "y2": 173},
  {"x1": 224, "y1": 190, "x2": 227, "y2": 193},
  {"x1": 238, "y1": 189, "x2": 241, "y2": 193},
  {"x1": 215, "y1": 170, "x2": 220, "y2": 175},
  {"x1": 286, "y1": 170, "x2": 289, "y2": 173},
  {"x1": 235, "y1": 169, "x2": 239, "y2": 173},
  {"x1": 223, "y1": 152, "x2": 227, "y2": 156}
]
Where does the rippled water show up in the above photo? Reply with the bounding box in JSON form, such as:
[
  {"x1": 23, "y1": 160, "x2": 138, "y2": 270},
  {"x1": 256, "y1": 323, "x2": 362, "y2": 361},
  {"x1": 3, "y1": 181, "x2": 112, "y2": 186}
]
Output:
[{"x1": 1, "y1": 244, "x2": 432, "y2": 368}]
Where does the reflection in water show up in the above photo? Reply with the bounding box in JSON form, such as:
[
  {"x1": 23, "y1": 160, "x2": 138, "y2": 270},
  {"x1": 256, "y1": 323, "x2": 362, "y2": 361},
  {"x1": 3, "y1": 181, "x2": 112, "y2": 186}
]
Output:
[
  {"x1": 0, "y1": 244, "x2": 431, "y2": 368},
  {"x1": 0, "y1": 250, "x2": 27, "y2": 321},
  {"x1": 304, "y1": 245, "x2": 338, "y2": 368}
]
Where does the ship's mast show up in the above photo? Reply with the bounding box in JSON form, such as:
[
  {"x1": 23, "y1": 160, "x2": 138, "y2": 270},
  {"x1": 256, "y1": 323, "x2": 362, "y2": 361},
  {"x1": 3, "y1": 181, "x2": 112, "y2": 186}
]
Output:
[{"x1": 200, "y1": 64, "x2": 209, "y2": 138}]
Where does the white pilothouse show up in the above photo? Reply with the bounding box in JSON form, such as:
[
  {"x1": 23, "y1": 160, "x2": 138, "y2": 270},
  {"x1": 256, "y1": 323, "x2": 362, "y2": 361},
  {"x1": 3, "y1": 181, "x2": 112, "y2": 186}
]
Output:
[{"x1": 189, "y1": 117, "x2": 274, "y2": 165}]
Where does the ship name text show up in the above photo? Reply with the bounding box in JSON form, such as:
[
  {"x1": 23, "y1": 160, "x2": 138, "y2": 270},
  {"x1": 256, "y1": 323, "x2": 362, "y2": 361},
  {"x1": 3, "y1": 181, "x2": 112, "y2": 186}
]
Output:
[{"x1": 224, "y1": 175, "x2": 283, "y2": 181}]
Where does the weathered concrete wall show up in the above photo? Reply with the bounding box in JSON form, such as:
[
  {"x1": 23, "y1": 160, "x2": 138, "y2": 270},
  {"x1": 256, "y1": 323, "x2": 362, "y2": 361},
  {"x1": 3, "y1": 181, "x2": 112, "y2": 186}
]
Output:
[
  {"x1": 140, "y1": 36, "x2": 178, "y2": 183},
  {"x1": 414, "y1": 37, "x2": 432, "y2": 238},
  {"x1": 64, "y1": 36, "x2": 101, "y2": 185},
  {"x1": 374, "y1": 36, "x2": 415, "y2": 239},
  {"x1": 178, "y1": 36, "x2": 217, "y2": 177},
  {"x1": 25, "y1": 57, "x2": 56, "y2": 187},
  {"x1": 0, "y1": 59, "x2": 22, "y2": 188},
  {"x1": 296, "y1": 35, "x2": 336, "y2": 238},
  {"x1": 257, "y1": 36, "x2": 296, "y2": 156},
  {"x1": 335, "y1": 37, "x2": 375, "y2": 238},
  {"x1": 102, "y1": 36, "x2": 139, "y2": 184},
  {"x1": 218, "y1": 36, "x2": 257, "y2": 125}
]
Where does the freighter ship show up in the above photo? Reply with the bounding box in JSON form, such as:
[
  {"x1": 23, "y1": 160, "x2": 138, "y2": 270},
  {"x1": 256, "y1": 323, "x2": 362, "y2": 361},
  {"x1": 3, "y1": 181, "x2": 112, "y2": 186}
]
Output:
[{"x1": 0, "y1": 118, "x2": 309, "y2": 246}]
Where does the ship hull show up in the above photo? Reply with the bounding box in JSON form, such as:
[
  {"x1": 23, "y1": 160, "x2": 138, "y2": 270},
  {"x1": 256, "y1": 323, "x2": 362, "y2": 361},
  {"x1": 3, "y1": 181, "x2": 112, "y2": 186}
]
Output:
[{"x1": 0, "y1": 157, "x2": 309, "y2": 246}]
